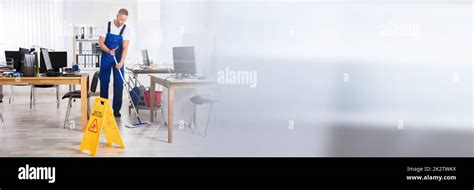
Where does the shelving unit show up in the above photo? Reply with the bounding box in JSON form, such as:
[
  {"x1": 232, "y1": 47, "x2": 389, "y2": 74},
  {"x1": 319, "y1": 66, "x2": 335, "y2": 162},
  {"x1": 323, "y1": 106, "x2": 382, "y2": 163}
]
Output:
[{"x1": 72, "y1": 25, "x2": 101, "y2": 70}]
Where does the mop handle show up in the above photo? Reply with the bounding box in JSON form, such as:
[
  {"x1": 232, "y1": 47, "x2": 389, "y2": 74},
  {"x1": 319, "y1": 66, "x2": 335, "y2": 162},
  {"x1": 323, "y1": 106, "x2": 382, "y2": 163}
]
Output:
[
  {"x1": 113, "y1": 55, "x2": 142, "y2": 123},
  {"x1": 112, "y1": 56, "x2": 142, "y2": 102}
]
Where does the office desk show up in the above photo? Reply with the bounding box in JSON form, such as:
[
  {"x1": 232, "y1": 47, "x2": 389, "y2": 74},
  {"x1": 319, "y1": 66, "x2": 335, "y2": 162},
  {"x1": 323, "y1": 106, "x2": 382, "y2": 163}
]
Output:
[
  {"x1": 0, "y1": 74, "x2": 89, "y2": 131},
  {"x1": 149, "y1": 74, "x2": 217, "y2": 143},
  {"x1": 126, "y1": 66, "x2": 173, "y2": 86}
]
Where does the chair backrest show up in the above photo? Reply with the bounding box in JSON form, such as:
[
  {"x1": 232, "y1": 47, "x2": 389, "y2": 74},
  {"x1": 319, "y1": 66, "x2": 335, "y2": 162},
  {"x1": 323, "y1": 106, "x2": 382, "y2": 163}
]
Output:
[{"x1": 90, "y1": 71, "x2": 100, "y2": 93}]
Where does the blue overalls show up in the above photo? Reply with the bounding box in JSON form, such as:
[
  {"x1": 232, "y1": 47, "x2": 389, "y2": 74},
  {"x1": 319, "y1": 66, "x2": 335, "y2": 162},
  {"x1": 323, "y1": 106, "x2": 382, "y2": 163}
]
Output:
[{"x1": 100, "y1": 21, "x2": 127, "y2": 113}]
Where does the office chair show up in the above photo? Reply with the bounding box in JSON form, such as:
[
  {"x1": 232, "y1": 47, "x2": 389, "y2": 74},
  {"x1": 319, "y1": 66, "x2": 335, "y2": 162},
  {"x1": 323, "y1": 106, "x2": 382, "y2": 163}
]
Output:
[
  {"x1": 8, "y1": 85, "x2": 14, "y2": 104},
  {"x1": 30, "y1": 85, "x2": 60, "y2": 109},
  {"x1": 190, "y1": 94, "x2": 217, "y2": 137},
  {"x1": 20, "y1": 52, "x2": 60, "y2": 109},
  {"x1": 8, "y1": 52, "x2": 29, "y2": 104},
  {"x1": 8, "y1": 81, "x2": 32, "y2": 104},
  {"x1": 62, "y1": 71, "x2": 98, "y2": 129}
]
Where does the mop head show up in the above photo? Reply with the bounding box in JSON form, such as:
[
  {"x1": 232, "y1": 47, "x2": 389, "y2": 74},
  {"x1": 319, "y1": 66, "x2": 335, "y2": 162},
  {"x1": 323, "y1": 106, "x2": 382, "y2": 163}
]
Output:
[
  {"x1": 125, "y1": 122, "x2": 151, "y2": 128},
  {"x1": 112, "y1": 55, "x2": 151, "y2": 130}
]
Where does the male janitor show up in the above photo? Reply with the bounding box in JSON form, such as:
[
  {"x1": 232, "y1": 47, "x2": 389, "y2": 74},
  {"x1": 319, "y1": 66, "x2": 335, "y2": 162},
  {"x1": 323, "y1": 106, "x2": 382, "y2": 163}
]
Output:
[{"x1": 99, "y1": 8, "x2": 130, "y2": 117}]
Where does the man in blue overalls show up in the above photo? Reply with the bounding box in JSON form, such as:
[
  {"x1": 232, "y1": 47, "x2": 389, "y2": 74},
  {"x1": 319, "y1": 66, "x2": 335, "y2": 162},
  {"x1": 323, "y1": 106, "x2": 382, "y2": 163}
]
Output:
[{"x1": 99, "y1": 8, "x2": 130, "y2": 117}]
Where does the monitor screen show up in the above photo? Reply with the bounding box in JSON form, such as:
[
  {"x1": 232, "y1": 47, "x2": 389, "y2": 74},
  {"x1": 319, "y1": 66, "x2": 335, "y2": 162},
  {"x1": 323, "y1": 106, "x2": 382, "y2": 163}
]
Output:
[
  {"x1": 5, "y1": 51, "x2": 19, "y2": 66},
  {"x1": 142, "y1": 49, "x2": 150, "y2": 66},
  {"x1": 49, "y1": 52, "x2": 67, "y2": 68},
  {"x1": 41, "y1": 48, "x2": 53, "y2": 71},
  {"x1": 172, "y1": 46, "x2": 196, "y2": 75}
]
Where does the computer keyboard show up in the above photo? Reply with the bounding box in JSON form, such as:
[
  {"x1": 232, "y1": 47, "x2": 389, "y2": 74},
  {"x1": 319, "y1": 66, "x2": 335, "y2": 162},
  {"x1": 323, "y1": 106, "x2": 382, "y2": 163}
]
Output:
[
  {"x1": 46, "y1": 71, "x2": 61, "y2": 77},
  {"x1": 61, "y1": 73, "x2": 81, "y2": 77},
  {"x1": 170, "y1": 75, "x2": 207, "y2": 80}
]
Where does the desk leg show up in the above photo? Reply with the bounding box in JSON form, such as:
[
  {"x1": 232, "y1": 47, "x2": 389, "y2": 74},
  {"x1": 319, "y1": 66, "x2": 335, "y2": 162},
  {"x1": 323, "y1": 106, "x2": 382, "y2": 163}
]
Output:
[
  {"x1": 150, "y1": 78, "x2": 155, "y2": 122},
  {"x1": 80, "y1": 76, "x2": 88, "y2": 131},
  {"x1": 167, "y1": 86, "x2": 175, "y2": 143}
]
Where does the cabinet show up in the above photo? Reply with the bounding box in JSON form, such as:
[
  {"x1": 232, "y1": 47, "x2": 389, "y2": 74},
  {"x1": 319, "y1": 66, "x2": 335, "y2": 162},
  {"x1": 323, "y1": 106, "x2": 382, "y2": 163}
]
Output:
[{"x1": 72, "y1": 25, "x2": 101, "y2": 70}]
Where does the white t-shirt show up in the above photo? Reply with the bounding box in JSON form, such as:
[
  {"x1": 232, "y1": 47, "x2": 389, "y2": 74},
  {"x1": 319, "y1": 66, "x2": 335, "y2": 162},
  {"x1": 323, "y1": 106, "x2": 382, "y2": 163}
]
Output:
[{"x1": 100, "y1": 20, "x2": 130, "y2": 41}]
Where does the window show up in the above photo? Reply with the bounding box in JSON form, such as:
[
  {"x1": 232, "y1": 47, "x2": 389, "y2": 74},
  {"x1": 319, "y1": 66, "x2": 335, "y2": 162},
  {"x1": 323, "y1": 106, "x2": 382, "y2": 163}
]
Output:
[{"x1": 0, "y1": 0, "x2": 64, "y2": 50}]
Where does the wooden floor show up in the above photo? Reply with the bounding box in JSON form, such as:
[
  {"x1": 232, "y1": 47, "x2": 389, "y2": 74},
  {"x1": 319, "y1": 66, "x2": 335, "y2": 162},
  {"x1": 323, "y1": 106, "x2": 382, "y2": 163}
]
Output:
[{"x1": 0, "y1": 91, "x2": 208, "y2": 157}]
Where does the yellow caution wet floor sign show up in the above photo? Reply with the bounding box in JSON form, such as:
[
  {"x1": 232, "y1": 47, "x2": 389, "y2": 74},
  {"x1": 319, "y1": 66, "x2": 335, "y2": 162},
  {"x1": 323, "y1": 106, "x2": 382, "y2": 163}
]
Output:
[{"x1": 79, "y1": 98, "x2": 125, "y2": 156}]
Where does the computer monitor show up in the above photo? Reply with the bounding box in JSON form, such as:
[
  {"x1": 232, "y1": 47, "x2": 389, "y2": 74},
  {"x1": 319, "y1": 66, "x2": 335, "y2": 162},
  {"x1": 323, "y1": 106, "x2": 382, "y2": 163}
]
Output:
[
  {"x1": 17, "y1": 48, "x2": 30, "y2": 72},
  {"x1": 41, "y1": 48, "x2": 53, "y2": 71},
  {"x1": 40, "y1": 51, "x2": 67, "y2": 73},
  {"x1": 5, "y1": 51, "x2": 19, "y2": 66},
  {"x1": 49, "y1": 51, "x2": 67, "y2": 70},
  {"x1": 172, "y1": 46, "x2": 196, "y2": 76},
  {"x1": 142, "y1": 49, "x2": 150, "y2": 66}
]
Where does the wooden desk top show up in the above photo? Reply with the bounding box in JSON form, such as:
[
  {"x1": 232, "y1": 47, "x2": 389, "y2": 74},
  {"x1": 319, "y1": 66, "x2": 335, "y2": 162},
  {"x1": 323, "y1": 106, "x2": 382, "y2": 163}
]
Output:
[{"x1": 0, "y1": 74, "x2": 87, "y2": 85}]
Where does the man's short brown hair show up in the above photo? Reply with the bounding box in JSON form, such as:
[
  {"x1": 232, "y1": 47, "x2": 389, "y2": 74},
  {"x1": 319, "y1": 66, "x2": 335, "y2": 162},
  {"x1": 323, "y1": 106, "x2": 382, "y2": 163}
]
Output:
[{"x1": 118, "y1": 8, "x2": 128, "y2": 16}]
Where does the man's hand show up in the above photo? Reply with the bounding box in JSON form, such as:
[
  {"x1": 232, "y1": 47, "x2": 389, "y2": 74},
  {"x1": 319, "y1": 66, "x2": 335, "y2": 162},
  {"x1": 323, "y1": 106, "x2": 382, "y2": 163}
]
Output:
[
  {"x1": 109, "y1": 49, "x2": 116, "y2": 56},
  {"x1": 115, "y1": 62, "x2": 124, "y2": 69}
]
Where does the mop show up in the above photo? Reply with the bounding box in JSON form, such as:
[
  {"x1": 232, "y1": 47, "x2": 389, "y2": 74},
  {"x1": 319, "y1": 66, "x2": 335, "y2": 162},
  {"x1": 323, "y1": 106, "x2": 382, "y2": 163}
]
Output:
[{"x1": 112, "y1": 53, "x2": 150, "y2": 128}]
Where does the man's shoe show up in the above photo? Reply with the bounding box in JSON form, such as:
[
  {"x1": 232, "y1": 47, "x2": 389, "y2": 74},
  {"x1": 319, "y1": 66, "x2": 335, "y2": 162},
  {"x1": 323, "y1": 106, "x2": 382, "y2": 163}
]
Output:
[{"x1": 114, "y1": 112, "x2": 121, "y2": 117}]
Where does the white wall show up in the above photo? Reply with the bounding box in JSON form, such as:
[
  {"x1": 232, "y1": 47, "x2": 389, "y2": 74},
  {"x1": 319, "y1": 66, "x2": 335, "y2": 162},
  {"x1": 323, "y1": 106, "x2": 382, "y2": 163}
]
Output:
[
  {"x1": 0, "y1": 0, "x2": 65, "y2": 51},
  {"x1": 137, "y1": 0, "x2": 161, "y2": 66},
  {"x1": 62, "y1": 0, "x2": 139, "y2": 67},
  {"x1": 157, "y1": 0, "x2": 208, "y2": 125}
]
